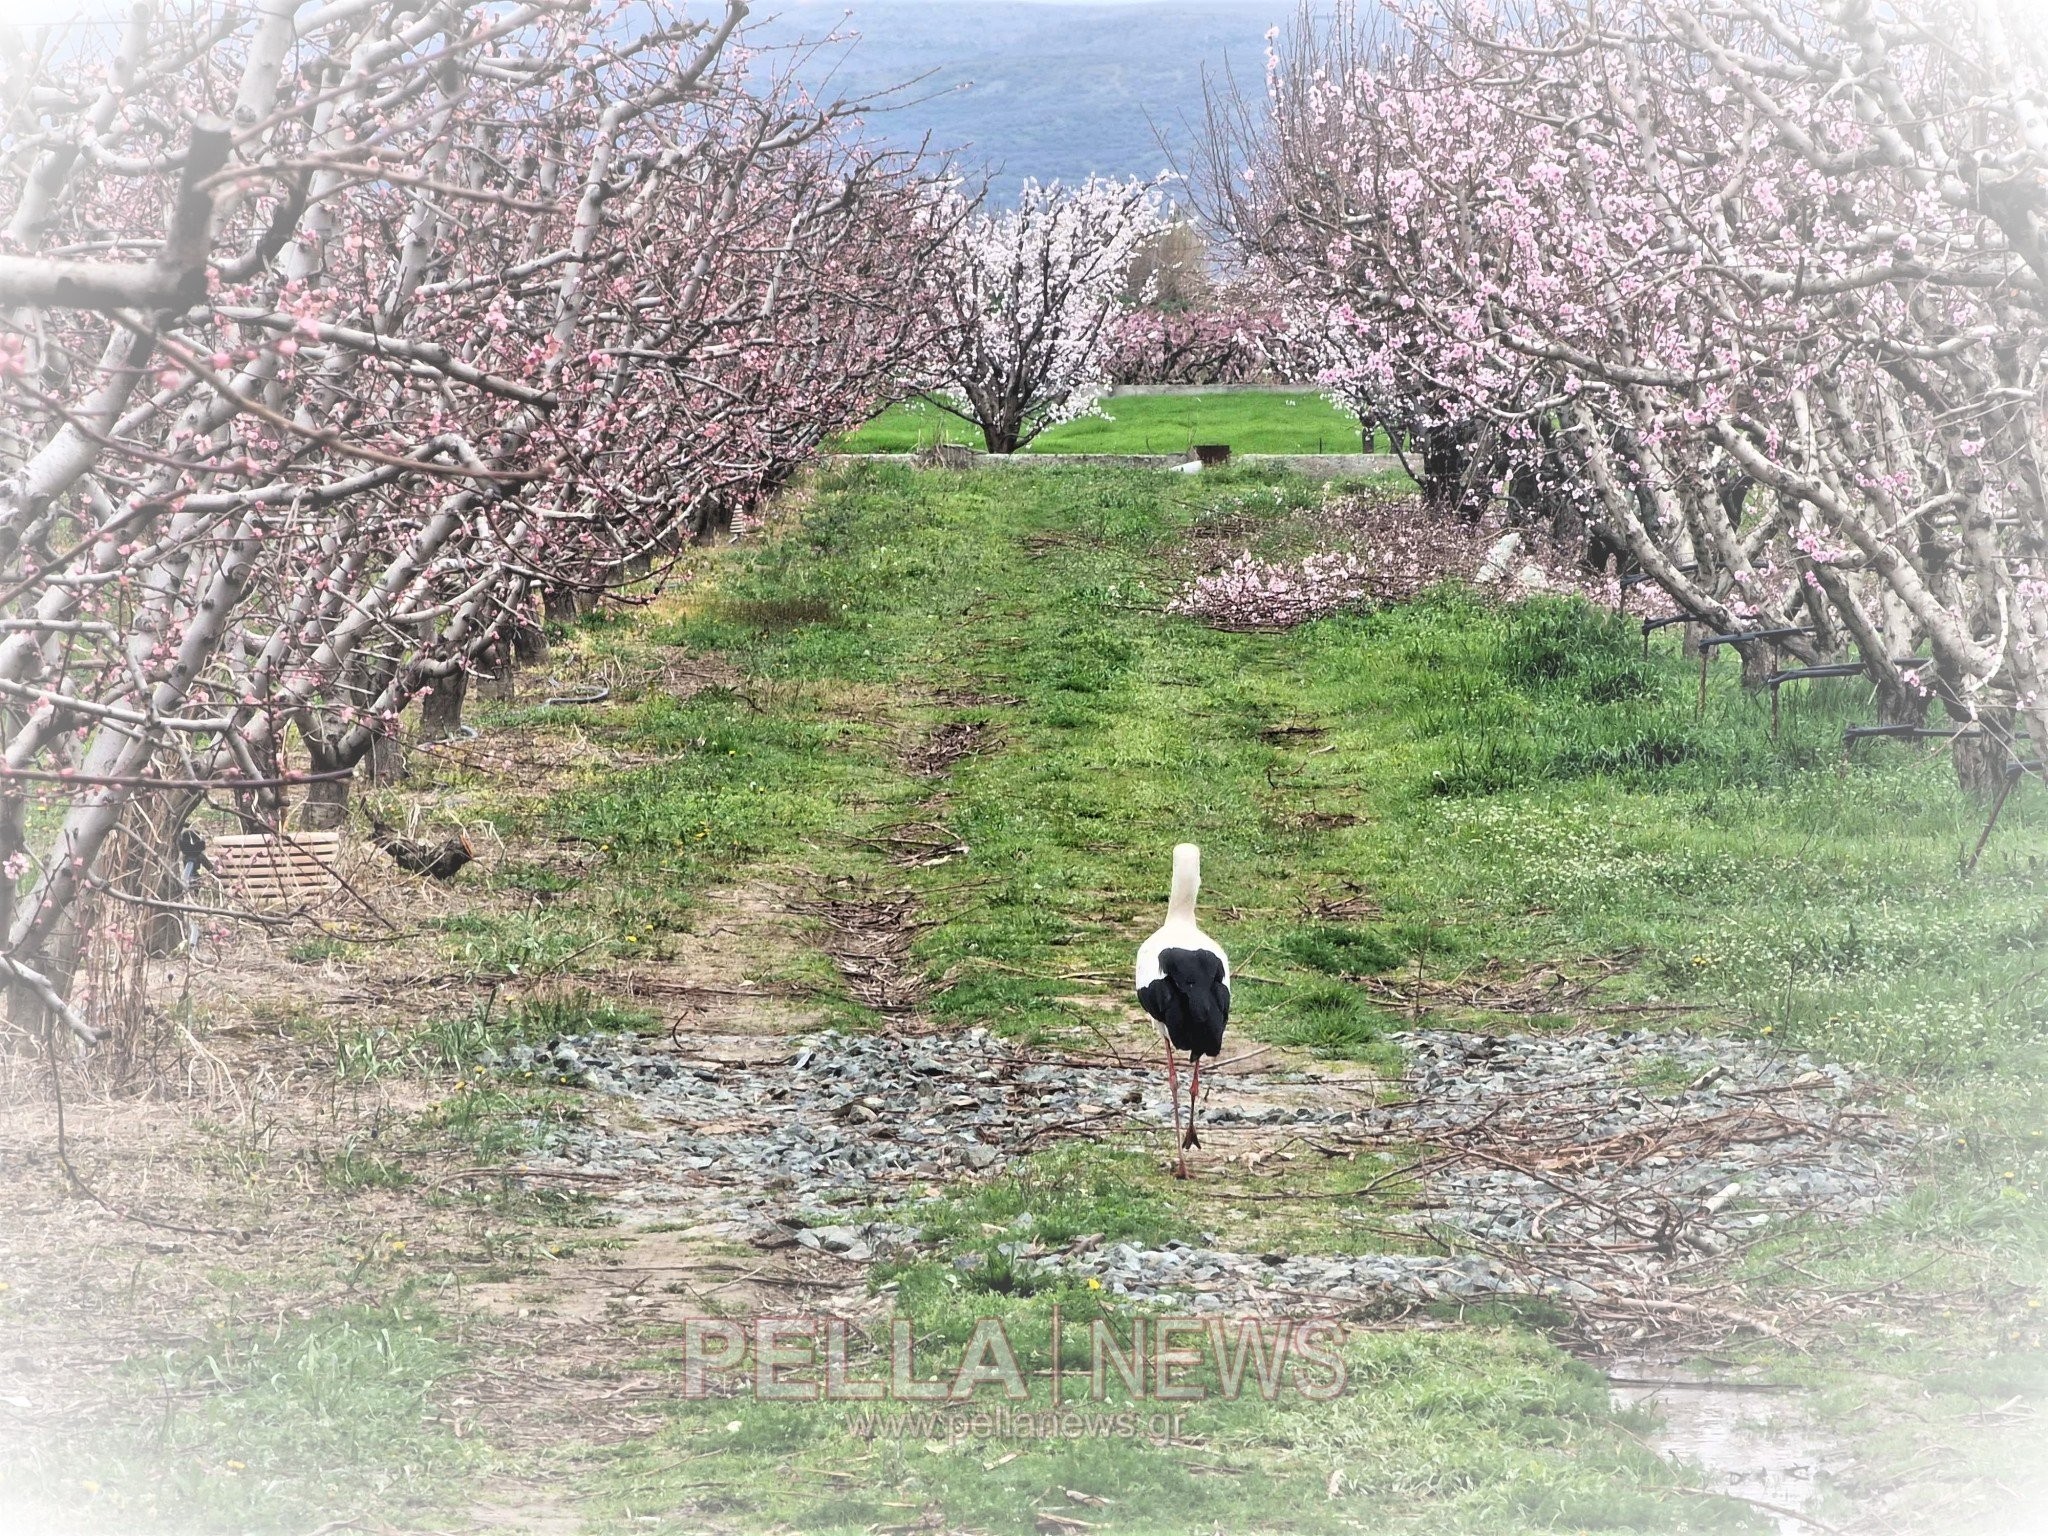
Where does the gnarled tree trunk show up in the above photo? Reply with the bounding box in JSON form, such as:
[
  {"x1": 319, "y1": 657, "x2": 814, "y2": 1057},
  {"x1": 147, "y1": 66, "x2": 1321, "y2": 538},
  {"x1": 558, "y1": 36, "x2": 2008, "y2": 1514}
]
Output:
[{"x1": 418, "y1": 667, "x2": 468, "y2": 742}]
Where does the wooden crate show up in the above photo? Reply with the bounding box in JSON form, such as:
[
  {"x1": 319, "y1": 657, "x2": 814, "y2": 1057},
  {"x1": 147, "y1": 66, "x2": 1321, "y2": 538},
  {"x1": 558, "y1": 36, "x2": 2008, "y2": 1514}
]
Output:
[{"x1": 208, "y1": 831, "x2": 344, "y2": 906}]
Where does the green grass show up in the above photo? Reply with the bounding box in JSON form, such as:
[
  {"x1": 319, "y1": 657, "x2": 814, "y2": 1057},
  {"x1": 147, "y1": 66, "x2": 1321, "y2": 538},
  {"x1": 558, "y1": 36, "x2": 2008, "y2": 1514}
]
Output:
[
  {"x1": 543, "y1": 458, "x2": 2041, "y2": 1532},
  {"x1": 38, "y1": 461, "x2": 2044, "y2": 1533},
  {"x1": 318, "y1": 986, "x2": 657, "y2": 1085},
  {"x1": 834, "y1": 390, "x2": 1388, "y2": 456},
  {"x1": 576, "y1": 1324, "x2": 1729, "y2": 1536},
  {"x1": 563, "y1": 1139, "x2": 1735, "y2": 1532},
  {"x1": 641, "y1": 463, "x2": 2048, "y2": 1082},
  {"x1": 4, "y1": 1296, "x2": 476, "y2": 1534}
]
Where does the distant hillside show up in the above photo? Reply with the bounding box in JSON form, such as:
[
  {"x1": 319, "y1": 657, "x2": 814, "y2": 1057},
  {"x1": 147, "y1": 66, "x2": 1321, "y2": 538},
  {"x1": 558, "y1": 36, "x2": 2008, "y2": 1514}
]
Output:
[
  {"x1": 748, "y1": 0, "x2": 1304, "y2": 198},
  {"x1": 11, "y1": 1, "x2": 1302, "y2": 201}
]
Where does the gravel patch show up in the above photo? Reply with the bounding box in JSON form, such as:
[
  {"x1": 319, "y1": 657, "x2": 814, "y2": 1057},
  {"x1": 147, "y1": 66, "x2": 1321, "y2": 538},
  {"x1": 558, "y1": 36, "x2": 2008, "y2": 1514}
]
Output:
[
  {"x1": 497, "y1": 1022, "x2": 1923, "y2": 1323},
  {"x1": 503, "y1": 1028, "x2": 1150, "y2": 1236},
  {"x1": 1390, "y1": 1029, "x2": 1904, "y2": 1250},
  {"x1": 1029, "y1": 1029, "x2": 1920, "y2": 1318},
  {"x1": 1022, "y1": 1238, "x2": 1580, "y2": 1310}
]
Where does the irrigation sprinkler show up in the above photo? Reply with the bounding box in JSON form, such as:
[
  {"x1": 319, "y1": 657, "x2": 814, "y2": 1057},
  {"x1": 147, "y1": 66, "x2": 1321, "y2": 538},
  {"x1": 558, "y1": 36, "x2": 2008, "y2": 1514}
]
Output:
[
  {"x1": 1697, "y1": 625, "x2": 1814, "y2": 652},
  {"x1": 1690, "y1": 626, "x2": 1814, "y2": 715},
  {"x1": 1641, "y1": 614, "x2": 1690, "y2": 656},
  {"x1": 1764, "y1": 657, "x2": 1933, "y2": 737}
]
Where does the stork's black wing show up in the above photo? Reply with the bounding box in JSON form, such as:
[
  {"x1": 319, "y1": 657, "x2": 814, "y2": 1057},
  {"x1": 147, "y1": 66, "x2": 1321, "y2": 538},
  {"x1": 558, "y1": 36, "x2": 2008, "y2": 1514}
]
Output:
[{"x1": 1138, "y1": 946, "x2": 1229, "y2": 1059}]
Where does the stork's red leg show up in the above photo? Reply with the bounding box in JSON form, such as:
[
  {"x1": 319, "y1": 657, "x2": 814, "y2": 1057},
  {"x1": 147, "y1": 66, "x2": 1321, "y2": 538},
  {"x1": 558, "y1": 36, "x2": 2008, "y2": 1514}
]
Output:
[
  {"x1": 1183, "y1": 1058, "x2": 1202, "y2": 1149},
  {"x1": 1165, "y1": 1041, "x2": 1189, "y2": 1179}
]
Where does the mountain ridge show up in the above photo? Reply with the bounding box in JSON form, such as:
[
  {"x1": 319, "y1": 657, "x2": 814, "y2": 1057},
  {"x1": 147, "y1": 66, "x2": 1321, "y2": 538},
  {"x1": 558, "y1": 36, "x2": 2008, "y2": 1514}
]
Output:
[{"x1": 749, "y1": 1, "x2": 1301, "y2": 196}]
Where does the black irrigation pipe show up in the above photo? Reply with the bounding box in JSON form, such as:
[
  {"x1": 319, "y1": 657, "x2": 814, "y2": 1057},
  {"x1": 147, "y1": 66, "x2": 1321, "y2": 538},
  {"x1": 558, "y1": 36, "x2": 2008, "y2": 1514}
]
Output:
[
  {"x1": 1638, "y1": 613, "x2": 1811, "y2": 659},
  {"x1": 1618, "y1": 564, "x2": 1697, "y2": 614},
  {"x1": 1842, "y1": 724, "x2": 1978, "y2": 745},
  {"x1": 1620, "y1": 563, "x2": 1696, "y2": 591},
  {"x1": 1628, "y1": 604, "x2": 2032, "y2": 858},
  {"x1": 1641, "y1": 614, "x2": 1691, "y2": 654},
  {"x1": 1686, "y1": 627, "x2": 1816, "y2": 714},
  {"x1": 1770, "y1": 664, "x2": 1862, "y2": 736},
  {"x1": 1631, "y1": 597, "x2": 2043, "y2": 870},
  {"x1": 1768, "y1": 663, "x2": 1866, "y2": 684},
  {"x1": 1766, "y1": 657, "x2": 1934, "y2": 736},
  {"x1": 1767, "y1": 659, "x2": 1933, "y2": 685},
  {"x1": 542, "y1": 685, "x2": 611, "y2": 707},
  {"x1": 1697, "y1": 625, "x2": 1813, "y2": 652}
]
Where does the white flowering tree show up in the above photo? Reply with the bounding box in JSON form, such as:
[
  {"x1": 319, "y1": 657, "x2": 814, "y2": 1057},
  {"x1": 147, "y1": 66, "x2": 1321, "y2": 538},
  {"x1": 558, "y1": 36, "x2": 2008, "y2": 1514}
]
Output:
[{"x1": 926, "y1": 177, "x2": 1166, "y2": 453}]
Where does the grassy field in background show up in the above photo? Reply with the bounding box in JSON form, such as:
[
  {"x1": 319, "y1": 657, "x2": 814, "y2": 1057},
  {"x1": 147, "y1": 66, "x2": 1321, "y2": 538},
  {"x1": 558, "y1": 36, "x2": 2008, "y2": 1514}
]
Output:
[
  {"x1": 834, "y1": 390, "x2": 1387, "y2": 456},
  {"x1": 11, "y1": 463, "x2": 2044, "y2": 1534},
  {"x1": 610, "y1": 461, "x2": 2048, "y2": 1085}
]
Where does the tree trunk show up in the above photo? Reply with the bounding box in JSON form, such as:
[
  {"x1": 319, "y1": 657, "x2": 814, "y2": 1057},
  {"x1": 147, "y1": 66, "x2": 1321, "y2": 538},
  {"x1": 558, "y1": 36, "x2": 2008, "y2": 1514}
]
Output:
[
  {"x1": 4, "y1": 974, "x2": 46, "y2": 1037},
  {"x1": 693, "y1": 494, "x2": 735, "y2": 544},
  {"x1": 136, "y1": 792, "x2": 201, "y2": 957},
  {"x1": 512, "y1": 619, "x2": 548, "y2": 667},
  {"x1": 1799, "y1": 567, "x2": 1839, "y2": 655},
  {"x1": 978, "y1": 389, "x2": 1023, "y2": 455},
  {"x1": 0, "y1": 793, "x2": 71, "y2": 1022},
  {"x1": 475, "y1": 636, "x2": 516, "y2": 702},
  {"x1": 1954, "y1": 712, "x2": 2014, "y2": 800},
  {"x1": 418, "y1": 667, "x2": 468, "y2": 741},
  {"x1": 298, "y1": 737, "x2": 353, "y2": 829},
  {"x1": 542, "y1": 585, "x2": 583, "y2": 624},
  {"x1": 1416, "y1": 421, "x2": 1480, "y2": 517},
  {"x1": 40, "y1": 909, "x2": 83, "y2": 1029},
  {"x1": 1716, "y1": 474, "x2": 1752, "y2": 530},
  {"x1": 367, "y1": 731, "x2": 407, "y2": 785},
  {"x1": 1736, "y1": 643, "x2": 1762, "y2": 691},
  {"x1": 1875, "y1": 678, "x2": 1929, "y2": 729},
  {"x1": 1583, "y1": 526, "x2": 1629, "y2": 576},
  {"x1": 0, "y1": 789, "x2": 23, "y2": 954}
]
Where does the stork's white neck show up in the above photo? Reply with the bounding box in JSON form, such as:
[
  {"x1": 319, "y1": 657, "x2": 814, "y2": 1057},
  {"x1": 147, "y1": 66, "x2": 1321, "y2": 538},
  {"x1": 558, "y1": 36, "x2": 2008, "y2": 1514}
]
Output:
[{"x1": 1167, "y1": 843, "x2": 1200, "y2": 923}]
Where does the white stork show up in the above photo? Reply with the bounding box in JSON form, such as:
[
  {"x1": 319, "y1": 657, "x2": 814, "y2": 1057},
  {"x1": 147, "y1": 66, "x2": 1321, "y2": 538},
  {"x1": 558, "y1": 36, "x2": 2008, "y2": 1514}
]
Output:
[{"x1": 1135, "y1": 843, "x2": 1230, "y2": 1179}]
